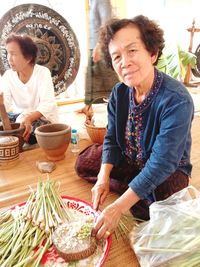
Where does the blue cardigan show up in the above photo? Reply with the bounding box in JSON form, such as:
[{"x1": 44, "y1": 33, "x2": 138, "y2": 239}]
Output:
[{"x1": 102, "y1": 70, "x2": 194, "y2": 200}]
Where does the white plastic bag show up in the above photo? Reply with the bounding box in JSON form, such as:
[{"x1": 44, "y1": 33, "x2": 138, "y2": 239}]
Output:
[
  {"x1": 129, "y1": 186, "x2": 200, "y2": 267},
  {"x1": 91, "y1": 103, "x2": 108, "y2": 127}
]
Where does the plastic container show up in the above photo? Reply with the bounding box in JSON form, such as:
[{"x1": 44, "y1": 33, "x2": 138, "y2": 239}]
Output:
[{"x1": 70, "y1": 129, "x2": 80, "y2": 153}]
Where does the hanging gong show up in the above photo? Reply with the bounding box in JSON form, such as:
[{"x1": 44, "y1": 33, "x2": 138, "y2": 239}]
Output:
[
  {"x1": 0, "y1": 4, "x2": 80, "y2": 96},
  {"x1": 191, "y1": 44, "x2": 200, "y2": 78}
]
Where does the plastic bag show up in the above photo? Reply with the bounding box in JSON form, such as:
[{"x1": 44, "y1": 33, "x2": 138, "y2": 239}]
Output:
[{"x1": 129, "y1": 186, "x2": 200, "y2": 267}]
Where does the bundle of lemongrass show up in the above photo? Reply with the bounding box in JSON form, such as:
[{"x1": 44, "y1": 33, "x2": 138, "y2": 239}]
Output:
[
  {"x1": 129, "y1": 186, "x2": 200, "y2": 267},
  {"x1": 0, "y1": 179, "x2": 73, "y2": 267},
  {"x1": 115, "y1": 213, "x2": 142, "y2": 241}
]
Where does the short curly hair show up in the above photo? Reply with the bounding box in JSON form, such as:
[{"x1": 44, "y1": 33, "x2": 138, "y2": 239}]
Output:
[
  {"x1": 98, "y1": 15, "x2": 165, "y2": 68},
  {"x1": 5, "y1": 33, "x2": 38, "y2": 65}
]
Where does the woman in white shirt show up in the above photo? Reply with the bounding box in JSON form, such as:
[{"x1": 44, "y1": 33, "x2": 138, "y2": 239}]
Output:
[{"x1": 0, "y1": 33, "x2": 59, "y2": 144}]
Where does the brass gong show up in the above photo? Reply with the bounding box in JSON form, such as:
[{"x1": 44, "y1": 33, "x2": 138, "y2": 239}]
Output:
[{"x1": 0, "y1": 4, "x2": 80, "y2": 96}]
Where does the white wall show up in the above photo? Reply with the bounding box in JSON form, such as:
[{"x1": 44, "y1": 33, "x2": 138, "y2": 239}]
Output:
[{"x1": 125, "y1": 0, "x2": 200, "y2": 53}]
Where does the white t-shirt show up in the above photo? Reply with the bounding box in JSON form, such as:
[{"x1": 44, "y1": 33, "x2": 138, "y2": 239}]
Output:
[{"x1": 0, "y1": 64, "x2": 59, "y2": 123}]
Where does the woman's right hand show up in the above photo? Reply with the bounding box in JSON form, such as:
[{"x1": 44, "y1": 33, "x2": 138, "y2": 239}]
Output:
[
  {"x1": 92, "y1": 163, "x2": 113, "y2": 210},
  {"x1": 91, "y1": 174, "x2": 110, "y2": 210},
  {"x1": 0, "y1": 92, "x2": 4, "y2": 105},
  {"x1": 21, "y1": 117, "x2": 32, "y2": 142}
]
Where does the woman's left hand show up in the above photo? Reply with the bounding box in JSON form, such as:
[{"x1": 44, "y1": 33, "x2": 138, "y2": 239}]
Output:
[
  {"x1": 92, "y1": 202, "x2": 122, "y2": 240},
  {"x1": 92, "y1": 188, "x2": 140, "y2": 240}
]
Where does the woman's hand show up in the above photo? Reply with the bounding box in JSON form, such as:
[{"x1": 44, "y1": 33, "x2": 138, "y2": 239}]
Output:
[
  {"x1": 91, "y1": 179, "x2": 110, "y2": 210},
  {"x1": 0, "y1": 92, "x2": 4, "y2": 105},
  {"x1": 91, "y1": 163, "x2": 113, "y2": 210},
  {"x1": 92, "y1": 202, "x2": 122, "y2": 240},
  {"x1": 92, "y1": 188, "x2": 141, "y2": 240},
  {"x1": 21, "y1": 117, "x2": 32, "y2": 142},
  {"x1": 92, "y1": 43, "x2": 101, "y2": 63}
]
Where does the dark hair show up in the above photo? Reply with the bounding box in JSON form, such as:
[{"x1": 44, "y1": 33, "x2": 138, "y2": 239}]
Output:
[
  {"x1": 5, "y1": 33, "x2": 38, "y2": 64},
  {"x1": 98, "y1": 15, "x2": 165, "y2": 67}
]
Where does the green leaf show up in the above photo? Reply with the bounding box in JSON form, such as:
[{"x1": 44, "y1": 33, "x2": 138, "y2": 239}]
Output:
[{"x1": 156, "y1": 44, "x2": 196, "y2": 80}]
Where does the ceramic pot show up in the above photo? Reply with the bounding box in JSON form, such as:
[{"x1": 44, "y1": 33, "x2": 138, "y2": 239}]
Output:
[
  {"x1": 35, "y1": 123, "x2": 71, "y2": 161},
  {"x1": 0, "y1": 136, "x2": 19, "y2": 169},
  {"x1": 0, "y1": 123, "x2": 25, "y2": 152}
]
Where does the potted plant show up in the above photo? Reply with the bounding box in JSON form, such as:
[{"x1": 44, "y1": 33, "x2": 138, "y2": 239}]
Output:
[{"x1": 156, "y1": 44, "x2": 196, "y2": 82}]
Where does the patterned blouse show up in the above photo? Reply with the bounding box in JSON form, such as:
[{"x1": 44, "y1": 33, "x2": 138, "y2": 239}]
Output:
[{"x1": 124, "y1": 71, "x2": 162, "y2": 169}]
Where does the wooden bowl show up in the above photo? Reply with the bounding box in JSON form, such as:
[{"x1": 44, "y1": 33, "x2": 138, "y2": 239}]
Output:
[
  {"x1": 0, "y1": 136, "x2": 19, "y2": 169},
  {"x1": 35, "y1": 123, "x2": 71, "y2": 161}
]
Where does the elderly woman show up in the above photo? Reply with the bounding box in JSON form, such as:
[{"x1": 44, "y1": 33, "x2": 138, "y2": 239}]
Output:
[
  {"x1": 75, "y1": 15, "x2": 194, "y2": 239},
  {"x1": 0, "y1": 33, "x2": 58, "y2": 144}
]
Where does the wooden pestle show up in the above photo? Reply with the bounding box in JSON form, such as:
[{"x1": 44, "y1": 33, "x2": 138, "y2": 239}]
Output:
[{"x1": 0, "y1": 103, "x2": 12, "y2": 130}]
